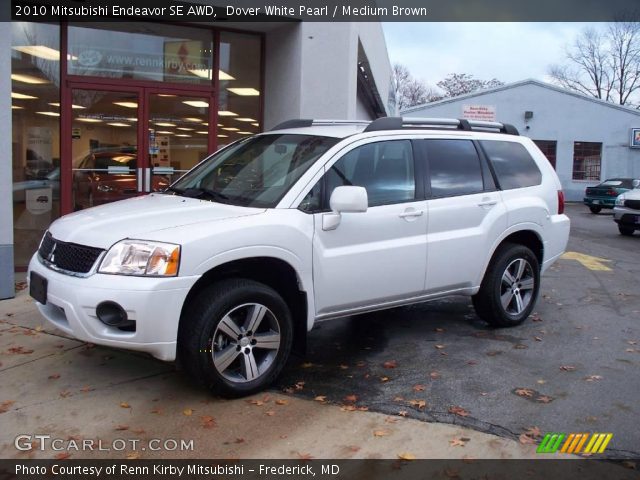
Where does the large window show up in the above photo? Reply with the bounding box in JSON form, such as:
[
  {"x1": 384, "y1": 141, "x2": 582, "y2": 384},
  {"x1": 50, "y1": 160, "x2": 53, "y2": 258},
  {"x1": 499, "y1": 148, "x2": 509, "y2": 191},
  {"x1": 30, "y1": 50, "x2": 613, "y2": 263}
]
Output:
[
  {"x1": 533, "y1": 140, "x2": 557, "y2": 169},
  {"x1": 425, "y1": 140, "x2": 484, "y2": 197},
  {"x1": 573, "y1": 142, "x2": 602, "y2": 181},
  {"x1": 11, "y1": 22, "x2": 61, "y2": 268},
  {"x1": 481, "y1": 140, "x2": 542, "y2": 190}
]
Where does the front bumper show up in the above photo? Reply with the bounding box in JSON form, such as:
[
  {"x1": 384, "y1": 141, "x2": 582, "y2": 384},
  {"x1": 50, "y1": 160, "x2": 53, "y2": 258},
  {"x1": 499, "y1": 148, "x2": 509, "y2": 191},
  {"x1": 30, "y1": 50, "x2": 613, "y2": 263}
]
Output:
[
  {"x1": 583, "y1": 197, "x2": 615, "y2": 208},
  {"x1": 28, "y1": 254, "x2": 199, "y2": 361},
  {"x1": 613, "y1": 206, "x2": 640, "y2": 228}
]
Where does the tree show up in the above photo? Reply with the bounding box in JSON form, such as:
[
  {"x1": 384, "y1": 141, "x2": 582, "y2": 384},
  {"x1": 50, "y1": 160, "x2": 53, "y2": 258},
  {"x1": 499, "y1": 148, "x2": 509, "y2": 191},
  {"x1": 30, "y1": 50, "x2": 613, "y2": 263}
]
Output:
[
  {"x1": 393, "y1": 63, "x2": 441, "y2": 110},
  {"x1": 548, "y1": 22, "x2": 640, "y2": 106},
  {"x1": 436, "y1": 73, "x2": 504, "y2": 98}
]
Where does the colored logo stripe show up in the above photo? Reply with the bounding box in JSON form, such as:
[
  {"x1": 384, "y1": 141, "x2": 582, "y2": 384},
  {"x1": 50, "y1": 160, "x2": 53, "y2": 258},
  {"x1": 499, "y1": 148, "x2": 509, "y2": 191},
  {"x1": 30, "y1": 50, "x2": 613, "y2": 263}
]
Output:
[
  {"x1": 537, "y1": 433, "x2": 613, "y2": 454},
  {"x1": 537, "y1": 433, "x2": 566, "y2": 453},
  {"x1": 584, "y1": 433, "x2": 613, "y2": 454}
]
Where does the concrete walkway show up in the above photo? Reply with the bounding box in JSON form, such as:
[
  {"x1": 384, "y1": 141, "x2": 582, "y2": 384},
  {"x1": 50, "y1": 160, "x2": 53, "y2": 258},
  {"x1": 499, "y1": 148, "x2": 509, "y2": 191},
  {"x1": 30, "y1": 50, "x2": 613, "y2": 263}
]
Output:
[{"x1": 0, "y1": 289, "x2": 537, "y2": 460}]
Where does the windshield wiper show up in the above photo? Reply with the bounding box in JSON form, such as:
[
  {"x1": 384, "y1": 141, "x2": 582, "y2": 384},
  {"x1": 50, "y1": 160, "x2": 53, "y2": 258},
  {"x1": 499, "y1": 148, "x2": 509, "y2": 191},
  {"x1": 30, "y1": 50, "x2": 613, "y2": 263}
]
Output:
[
  {"x1": 163, "y1": 186, "x2": 184, "y2": 195},
  {"x1": 182, "y1": 187, "x2": 230, "y2": 202}
]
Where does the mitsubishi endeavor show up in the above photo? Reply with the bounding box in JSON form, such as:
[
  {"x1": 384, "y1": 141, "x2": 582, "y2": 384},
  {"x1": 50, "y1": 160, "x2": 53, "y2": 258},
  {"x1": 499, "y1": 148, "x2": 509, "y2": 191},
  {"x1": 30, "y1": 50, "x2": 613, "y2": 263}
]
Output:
[{"x1": 28, "y1": 117, "x2": 570, "y2": 396}]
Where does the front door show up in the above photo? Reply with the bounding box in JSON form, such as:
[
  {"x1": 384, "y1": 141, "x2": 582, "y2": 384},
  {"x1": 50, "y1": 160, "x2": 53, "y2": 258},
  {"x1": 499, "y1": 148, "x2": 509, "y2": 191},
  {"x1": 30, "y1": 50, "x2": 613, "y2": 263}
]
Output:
[{"x1": 311, "y1": 139, "x2": 428, "y2": 316}]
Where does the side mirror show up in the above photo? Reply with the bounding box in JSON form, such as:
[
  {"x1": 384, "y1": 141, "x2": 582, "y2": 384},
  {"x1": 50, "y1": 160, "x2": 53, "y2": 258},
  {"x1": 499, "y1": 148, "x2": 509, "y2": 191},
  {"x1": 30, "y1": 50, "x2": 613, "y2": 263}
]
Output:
[
  {"x1": 323, "y1": 186, "x2": 368, "y2": 231},
  {"x1": 633, "y1": 179, "x2": 640, "y2": 189}
]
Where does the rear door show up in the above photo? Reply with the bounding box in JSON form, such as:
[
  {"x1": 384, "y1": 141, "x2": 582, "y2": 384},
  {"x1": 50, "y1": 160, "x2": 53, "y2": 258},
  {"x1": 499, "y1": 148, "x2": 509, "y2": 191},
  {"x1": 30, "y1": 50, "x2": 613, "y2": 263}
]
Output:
[{"x1": 420, "y1": 138, "x2": 507, "y2": 292}]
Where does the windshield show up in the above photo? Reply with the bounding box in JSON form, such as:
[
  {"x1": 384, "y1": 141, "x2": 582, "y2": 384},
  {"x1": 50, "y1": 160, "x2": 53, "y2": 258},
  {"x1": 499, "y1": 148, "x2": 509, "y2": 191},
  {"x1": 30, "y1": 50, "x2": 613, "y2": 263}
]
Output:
[{"x1": 169, "y1": 134, "x2": 339, "y2": 207}]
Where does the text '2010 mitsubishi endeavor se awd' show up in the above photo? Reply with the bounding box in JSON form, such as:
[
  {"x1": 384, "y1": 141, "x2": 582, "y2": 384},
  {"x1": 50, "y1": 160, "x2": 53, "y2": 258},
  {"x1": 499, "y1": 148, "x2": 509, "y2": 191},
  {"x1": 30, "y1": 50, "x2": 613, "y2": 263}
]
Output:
[{"x1": 29, "y1": 117, "x2": 570, "y2": 396}]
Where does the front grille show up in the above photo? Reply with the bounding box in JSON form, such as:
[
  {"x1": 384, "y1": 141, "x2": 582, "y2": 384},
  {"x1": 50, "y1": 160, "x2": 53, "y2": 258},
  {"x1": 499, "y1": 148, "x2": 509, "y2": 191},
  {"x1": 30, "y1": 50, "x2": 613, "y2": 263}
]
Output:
[
  {"x1": 624, "y1": 199, "x2": 640, "y2": 210},
  {"x1": 38, "y1": 231, "x2": 104, "y2": 274}
]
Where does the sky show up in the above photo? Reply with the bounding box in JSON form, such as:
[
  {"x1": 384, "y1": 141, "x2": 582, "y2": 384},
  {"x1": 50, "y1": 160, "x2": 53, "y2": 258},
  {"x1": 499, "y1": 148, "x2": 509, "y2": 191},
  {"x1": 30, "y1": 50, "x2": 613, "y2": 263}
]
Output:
[{"x1": 381, "y1": 23, "x2": 607, "y2": 91}]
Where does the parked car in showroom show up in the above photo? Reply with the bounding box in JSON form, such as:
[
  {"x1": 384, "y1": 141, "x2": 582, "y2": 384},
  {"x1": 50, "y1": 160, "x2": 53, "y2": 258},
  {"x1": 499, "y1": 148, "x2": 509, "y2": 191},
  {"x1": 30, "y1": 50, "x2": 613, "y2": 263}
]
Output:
[
  {"x1": 73, "y1": 149, "x2": 169, "y2": 210},
  {"x1": 28, "y1": 117, "x2": 570, "y2": 397},
  {"x1": 613, "y1": 179, "x2": 640, "y2": 236},
  {"x1": 584, "y1": 178, "x2": 638, "y2": 213}
]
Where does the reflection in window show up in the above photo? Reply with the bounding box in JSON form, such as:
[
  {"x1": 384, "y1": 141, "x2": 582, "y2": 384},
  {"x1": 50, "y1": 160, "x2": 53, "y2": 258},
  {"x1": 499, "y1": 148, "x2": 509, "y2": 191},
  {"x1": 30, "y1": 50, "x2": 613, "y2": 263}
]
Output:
[
  {"x1": 572, "y1": 142, "x2": 602, "y2": 181},
  {"x1": 425, "y1": 140, "x2": 484, "y2": 197},
  {"x1": 11, "y1": 22, "x2": 61, "y2": 268},
  {"x1": 481, "y1": 140, "x2": 542, "y2": 190}
]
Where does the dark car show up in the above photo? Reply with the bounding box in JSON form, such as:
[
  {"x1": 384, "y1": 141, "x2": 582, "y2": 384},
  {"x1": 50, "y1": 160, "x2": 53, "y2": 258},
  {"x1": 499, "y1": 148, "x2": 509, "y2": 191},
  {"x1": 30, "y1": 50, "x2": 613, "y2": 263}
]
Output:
[{"x1": 583, "y1": 178, "x2": 639, "y2": 214}]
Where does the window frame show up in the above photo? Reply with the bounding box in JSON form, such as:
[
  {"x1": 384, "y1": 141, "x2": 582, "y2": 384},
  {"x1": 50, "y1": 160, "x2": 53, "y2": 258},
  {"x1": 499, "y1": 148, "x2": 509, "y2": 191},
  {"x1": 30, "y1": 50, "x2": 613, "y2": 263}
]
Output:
[{"x1": 572, "y1": 141, "x2": 602, "y2": 181}]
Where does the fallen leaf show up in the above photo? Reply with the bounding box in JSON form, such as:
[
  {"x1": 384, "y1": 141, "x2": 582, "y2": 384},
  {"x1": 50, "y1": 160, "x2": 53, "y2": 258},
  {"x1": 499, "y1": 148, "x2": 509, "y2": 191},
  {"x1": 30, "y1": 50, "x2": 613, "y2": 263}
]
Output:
[
  {"x1": 0, "y1": 400, "x2": 15, "y2": 414},
  {"x1": 412, "y1": 384, "x2": 425, "y2": 392},
  {"x1": 408, "y1": 399, "x2": 427, "y2": 410},
  {"x1": 466, "y1": 360, "x2": 478, "y2": 366},
  {"x1": 343, "y1": 394, "x2": 358, "y2": 403},
  {"x1": 519, "y1": 433, "x2": 536, "y2": 445},
  {"x1": 247, "y1": 399, "x2": 265, "y2": 406},
  {"x1": 585, "y1": 375, "x2": 602, "y2": 382},
  {"x1": 298, "y1": 452, "x2": 314, "y2": 460},
  {"x1": 275, "y1": 399, "x2": 289, "y2": 406},
  {"x1": 515, "y1": 388, "x2": 535, "y2": 398},
  {"x1": 340, "y1": 405, "x2": 356, "y2": 412},
  {"x1": 314, "y1": 396, "x2": 327, "y2": 403},
  {"x1": 393, "y1": 396, "x2": 405, "y2": 402},
  {"x1": 435, "y1": 344, "x2": 446, "y2": 350},
  {"x1": 536, "y1": 379, "x2": 547, "y2": 385},
  {"x1": 234, "y1": 438, "x2": 245, "y2": 444},
  {"x1": 514, "y1": 344, "x2": 528, "y2": 350},
  {"x1": 294, "y1": 381, "x2": 305, "y2": 390},
  {"x1": 357, "y1": 406, "x2": 369, "y2": 411},
  {"x1": 449, "y1": 437, "x2": 468, "y2": 447},
  {"x1": 524, "y1": 426, "x2": 542, "y2": 438},
  {"x1": 265, "y1": 410, "x2": 275, "y2": 417},
  {"x1": 54, "y1": 452, "x2": 71, "y2": 460},
  {"x1": 182, "y1": 408, "x2": 193, "y2": 416},
  {"x1": 449, "y1": 406, "x2": 470, "y2": 417},
  {"x1": 560, "y1": 365, "x2": 576, "y2": 371},
  {"x1": 380, "y1": 376, "x2": 390, "y2": 382},
  {"x1": 373, "y1": 430, "x2": 390, "y2": 437},
  {"x1": 150, "y1": 407, "x2": 163, "y2": 415},
  {"x1": 534, "y1": 337, "x2": 543, "y2": 342},
  {"x1": 398, "y1": 410, "x2": 408, "y2": 417},
  {"x1": 536, "y1": 395, "x2": 553, "y2": 404},
  {"x1": 7, "y1": 346, "x2": 34, "y2": 355},
  {"x1": 126, "y1": 452, "x2": 140, "y2": 460},
  {"x1": 385, "y1": 417, "x2": 399, "y2": 424},
  {"x1": 383, "y1": 360, "x2": 397, "y2": 369},
  {"x1": 120, "y1": 402, "x2": 130, "y2": 409},
  {"x1": 48, "y1": 374, "x2": 61, "y2": 380},
  {"x1": 397, "y1": 452, "x2": 416, "y2": 460},
  {"x1": 60, "y1": 390, "x2": 72, "y2": 398},
  {"x1": 429, "y1": 371, "x2": 441, "y2": 380},
  {"x1": 131, "y1": 428, "x2": 145, "y2": 434},
  {"x1": 201, "y1": 415, "x2": 215, "y2": 428},
  {"x1": 80, "y1": 386, "x2": 93, "y2": 393},
  {"x1": 114, "y1": 425, "x2": 129, "y2": 431},
  {"x1": 347, "y1": 445, "x2": 361, "y2": 453}
]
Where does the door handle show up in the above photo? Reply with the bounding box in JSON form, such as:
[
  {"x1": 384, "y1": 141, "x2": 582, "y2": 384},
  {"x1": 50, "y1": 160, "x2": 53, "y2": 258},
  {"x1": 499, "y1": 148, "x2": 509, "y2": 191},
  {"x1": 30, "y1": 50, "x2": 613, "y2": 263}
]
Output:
[
  {"x1": 399, "y1": 210, "x2": 424, "y2": 218},
  {"x1": 477, "y1": 200, "x2": 497, "y2": 207}
]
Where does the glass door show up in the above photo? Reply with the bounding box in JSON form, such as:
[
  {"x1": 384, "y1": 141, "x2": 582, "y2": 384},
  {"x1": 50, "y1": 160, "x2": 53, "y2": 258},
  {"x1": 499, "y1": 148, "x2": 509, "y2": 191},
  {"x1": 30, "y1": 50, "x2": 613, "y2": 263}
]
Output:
[
  {"x1": 147, "y1": 92, "x2": 212, "y2": 186},
  {"x1": 69, "y1": 88, "x2": 143, "y2": 210}
]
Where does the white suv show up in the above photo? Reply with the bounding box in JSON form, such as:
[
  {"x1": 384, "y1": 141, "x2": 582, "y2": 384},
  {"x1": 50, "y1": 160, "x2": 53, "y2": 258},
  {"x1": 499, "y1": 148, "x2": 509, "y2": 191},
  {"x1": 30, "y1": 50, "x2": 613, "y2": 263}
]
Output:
[{"x1": 28, "y1": 117, "x2": 570, "y2": 396}]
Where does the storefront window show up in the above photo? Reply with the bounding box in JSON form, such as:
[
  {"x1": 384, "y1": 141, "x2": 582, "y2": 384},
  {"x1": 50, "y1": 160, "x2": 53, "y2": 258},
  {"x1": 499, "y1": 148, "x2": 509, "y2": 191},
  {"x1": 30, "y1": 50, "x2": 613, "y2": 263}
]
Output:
[
  {"x1": 11, "y1": 22, "x2": 61, "y2": 268},
  {"x1": 68, "y1": 23, "x2": 213, "y2": 85},
  {"x1": 218, "y1": 32, "x2": 262, "y2": 146}
]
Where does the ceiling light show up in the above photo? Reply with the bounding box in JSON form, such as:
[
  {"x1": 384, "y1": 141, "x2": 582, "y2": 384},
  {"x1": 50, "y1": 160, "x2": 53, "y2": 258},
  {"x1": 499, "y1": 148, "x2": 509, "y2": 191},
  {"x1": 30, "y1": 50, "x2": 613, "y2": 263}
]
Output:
[
  {"x1": 36, "y1": 111, "x2": 60, "y2": 117},
  {"x1": 183, "y1": 117, "x2": 203, "y2": 122},
  {"x1": 156, "y1": 131, "x2": 173, "y2": 134},
  {"x1": 202, "y1": 122, "x2": 209, "y2": 126},
  {"x1": 11, "y1": 92, "x2": 37, "y2": 100},
  {"x1": 107, "y1": 122, "x2": 130, "y2": 127},
  {"x1": 196, "y1": 131, "x2": 208, "y2": 134},
  {"x1": 11, "y1": 73, "x2": 49, "y2": 84},
  {"x1": 13, "y1": 45, "x2": 61, "y2": 61},
  {"x1": 237, "y1": 131, "x2": 252, "y2": 135},
  {"x1": 235, "y1": 117, "x2": 257, "y2": 122},
  {"x1": 218, "y1": 111, "x2": 237, "y2": 117},
  {"x1": 222, "y1": 127, "x2": 239, "y2": 131},
  {"x1": 227, "y1": 88, "x2": 260, "y2": 96},
  {"x1": 217, "y1": 134, "x2": 228, "y2": 138},
  {"x1": 113, "y1": 101, "x2": 138, "y2": 108},
  {"x1": 154, "y1": 122, "x2": 176, "y2": 127},
  {"x1": 157, "y1": 94, "x2": 176, "y2": 97},
  {"x1": 187, "y1": 69, "x2": 236, "y2": 81},
  {"x1": 183, "y1": 100, "x2": 209, "y2": 108},
  {"x1": 48, "y1": 102, "x2": 85, "y2": 109},
  {"x1": 177, "y1": 127, "x2": 194, "y2": 131},
  {"x1": 175, "y1": 134, "x2": 191, "y2": 137},
  {"x1": 219, "y1": 70, "x2": 235, "y2": 81},
  {"x1": 12, "y1": 105, "x2": 24, "y2": 110},
  {"x1": 127, "y1": 117, "x2": 137, "y2": 122},
  {"x1": 76, "y1": 117, "x2": 102, "y2": 123},
  {"x1": 251, "y1": 123, "x2": 259, "y2": 127}
]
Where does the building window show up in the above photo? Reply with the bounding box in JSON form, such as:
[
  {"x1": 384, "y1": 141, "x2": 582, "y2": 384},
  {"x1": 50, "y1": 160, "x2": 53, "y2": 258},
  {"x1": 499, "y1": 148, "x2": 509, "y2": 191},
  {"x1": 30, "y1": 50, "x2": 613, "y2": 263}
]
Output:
[
  {"x1": 533, "y1": 140, "x2": 557, "y2": 169},
  {"x1": 572, "y1": 142, "x2": 602, "y2": 181},
  {"x1": 11, "y1": 22, "x2": 61, "y2": 269}
]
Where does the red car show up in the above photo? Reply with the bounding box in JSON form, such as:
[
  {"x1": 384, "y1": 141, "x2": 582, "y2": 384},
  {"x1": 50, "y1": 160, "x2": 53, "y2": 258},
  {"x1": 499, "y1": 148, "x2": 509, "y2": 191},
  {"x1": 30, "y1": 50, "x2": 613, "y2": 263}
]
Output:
[{"x1": 73, "y1": 149, "x2": 169, "y2": 210}]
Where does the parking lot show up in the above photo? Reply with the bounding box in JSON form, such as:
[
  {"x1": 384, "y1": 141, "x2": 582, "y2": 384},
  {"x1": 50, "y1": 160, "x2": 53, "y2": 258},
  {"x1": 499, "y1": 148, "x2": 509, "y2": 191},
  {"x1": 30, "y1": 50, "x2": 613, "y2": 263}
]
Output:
[{"x1": 1, "y1": 203, "x2": 638, "y2": 459}]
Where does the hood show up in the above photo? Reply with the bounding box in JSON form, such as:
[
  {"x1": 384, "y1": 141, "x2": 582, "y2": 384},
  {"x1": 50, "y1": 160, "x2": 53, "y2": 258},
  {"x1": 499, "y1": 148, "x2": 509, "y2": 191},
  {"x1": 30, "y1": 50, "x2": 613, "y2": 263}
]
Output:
[
  {"x1": 49, "y1": 193, "x2": 265, "y2": 249},
  {"x1": 621, "y1": 189, "x2": 640, "y2": 200}
]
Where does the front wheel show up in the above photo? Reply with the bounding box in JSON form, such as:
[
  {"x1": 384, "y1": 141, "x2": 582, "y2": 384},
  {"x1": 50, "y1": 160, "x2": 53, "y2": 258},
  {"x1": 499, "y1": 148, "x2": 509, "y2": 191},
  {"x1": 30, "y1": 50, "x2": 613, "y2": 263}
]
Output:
[
  {"x1": 178, "y1": 279, "x2": 293, "y2": 397},
  {"x1": 589, "y1": 206, "x2": 602, "y2": 214},
  {"x1": 473, "y1": 243, "x2": 540, "y2": 327},
  {"x1": 619, "y1": 225, "x2": 635, "y2": 236}
]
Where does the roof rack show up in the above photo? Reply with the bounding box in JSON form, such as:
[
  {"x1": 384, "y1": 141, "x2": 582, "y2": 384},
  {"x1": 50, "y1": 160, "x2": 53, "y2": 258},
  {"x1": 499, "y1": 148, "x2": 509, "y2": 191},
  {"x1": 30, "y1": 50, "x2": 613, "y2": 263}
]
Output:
[
  {"x1": 270, "y1": 119, "x2": 370, "y2": 131},
  {"x1": 364, "y1": 117, "x2": 519, "y2": 135}
]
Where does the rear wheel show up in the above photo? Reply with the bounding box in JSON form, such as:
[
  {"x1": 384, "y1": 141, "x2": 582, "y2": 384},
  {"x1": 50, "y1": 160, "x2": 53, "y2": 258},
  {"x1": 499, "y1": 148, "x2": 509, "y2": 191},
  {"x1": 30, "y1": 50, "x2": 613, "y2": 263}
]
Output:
[
  {"x1": 619, "y1": 225, "x2": 635, "y2": 236},
  {"x1": 178, "y1": 279, "x2": 293, "y2": 397},
  {"x1": 473, "y1": 243, "x2": 540, "y2": 327},
  {"x1": 589, "y1": 206, "x2": 602, "y2": 214}
]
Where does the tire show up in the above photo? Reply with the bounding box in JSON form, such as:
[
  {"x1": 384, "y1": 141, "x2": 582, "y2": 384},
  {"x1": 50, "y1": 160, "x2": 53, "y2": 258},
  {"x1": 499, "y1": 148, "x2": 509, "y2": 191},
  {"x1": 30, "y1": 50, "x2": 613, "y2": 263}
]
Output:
[
  {"x1": 473, "y1": 243, "x2": 540, "y2": 328},
  {"x1": 178, "y1": 279, "x2": 293, "y2": 397},
  {"x1": 619, "y1": 225, "x2": 635, "y2": 236},
  {"x1": 589, "y1": 206, "x2": 602, "y2": 214}
]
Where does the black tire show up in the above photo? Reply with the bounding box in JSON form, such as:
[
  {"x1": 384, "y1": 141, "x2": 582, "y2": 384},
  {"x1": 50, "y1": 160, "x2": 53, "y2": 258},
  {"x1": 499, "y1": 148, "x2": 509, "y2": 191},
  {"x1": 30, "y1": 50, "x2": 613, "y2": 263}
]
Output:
[
  {"x1": 473, "y1": 243, "x2": 540, "y2": 328},
  {"x1": 178, "y1": 279, "x2": 293, "y2": 397},
  {"x1": 618, "y1": 225, "x2": 635, "y2": 236},
  {"x1": 589, "y1": 206, "x2": 602, "y2": 214}
]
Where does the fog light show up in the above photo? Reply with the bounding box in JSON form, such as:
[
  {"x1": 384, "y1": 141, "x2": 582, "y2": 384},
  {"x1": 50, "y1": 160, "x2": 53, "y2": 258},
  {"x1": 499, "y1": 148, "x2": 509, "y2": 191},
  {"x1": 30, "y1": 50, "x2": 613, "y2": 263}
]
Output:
[{"x1": 96, "y1": 301, "x2": 131, "y2": 327}]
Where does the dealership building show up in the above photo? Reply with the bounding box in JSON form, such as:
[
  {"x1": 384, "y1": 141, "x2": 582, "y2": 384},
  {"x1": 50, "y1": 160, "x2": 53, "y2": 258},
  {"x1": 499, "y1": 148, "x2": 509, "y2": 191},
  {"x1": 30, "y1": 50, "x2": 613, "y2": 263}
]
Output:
[
  {"x1": 0, "y1": 18, "x2": 393, "y2": 299},
  {"x1": 404, "y1": 79, "x2": 640, "y2": 201}
]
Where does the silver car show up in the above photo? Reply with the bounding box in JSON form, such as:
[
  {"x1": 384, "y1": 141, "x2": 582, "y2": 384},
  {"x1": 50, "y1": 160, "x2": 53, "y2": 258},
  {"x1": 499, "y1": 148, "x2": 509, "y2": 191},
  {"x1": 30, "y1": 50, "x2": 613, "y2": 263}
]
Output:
[{"x1": 614, "y1": 179, "x2": 640, "y2": 236}]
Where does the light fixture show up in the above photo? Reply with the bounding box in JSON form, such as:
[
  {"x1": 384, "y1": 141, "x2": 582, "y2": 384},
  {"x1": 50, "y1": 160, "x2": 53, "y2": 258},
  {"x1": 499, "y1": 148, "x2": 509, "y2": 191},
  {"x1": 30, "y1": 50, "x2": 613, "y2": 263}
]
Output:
[
  {"x1": 196, "y1": 131, "x2": 208, "y2": 134},
  {"x1": 227, "y1": 88, "x2": 260, "y2": 96},
  {"x1": 156, "y1": 131, "x2": 173, "y2": 134},
  {"x1": 48, "y1": 102, "x2": 86, "y2": 109},
  {"x1": 218, "y1": 111, "x2": 237, "y2": 117},
  {"x1": 183, "y1": 100, "x2": 209, "y2": 108},
  {"x1": 107, "y1": 122, "x2": 130, "y2": 127},
  {"x1": 154, "y1": 122, "x2": 176, "y2": 127},
  {"x1": 235, "y1": 117, "x2": 257, "y2": 122},
  {"x1": 219, "y1": 70, "x2": 235, "y2": 81},
  {"x1": 183, "y1": 117, "x2": 202, "y2": 122},
  {"x1": 11, "y1": 73, "x2": 49, "y2": 84},
  {"x1": 202, "y1": 122, "x2": 209, "y2": 126},
  {"x1": 222, "y1": 127, "x2": 239, "y2": 131},
  {"x1": 217, "y1": 134, "x2": 229, "y2": 138},
  {"x1": 36, "y1": 111, "x2": 60, "y2": 117},
  {"x1": 127, "y1": 117, "x2": 137, "y2": 122},
  {"x1": 177, "y1": 127, "x2": 194, "y2": 131},
  {"x1": 76, "y1": 117, "x2": 103, "y2": 123},
  {"x1": 13, "y1": 45, "x2": 61, "y2": 61},
  {"x1": 12, "y1": 105, "x2": 24, "y2": 110},
  {"x1": 175, "y1": 134, "x2": 191, "y2": 137},
  {"x1": 113, "y1": 101, "x2": 138, "y2": 109},
  {"x1": 11, "y1": 92, "x2": 37, "y2": 100},
  {"x1": 251, "y1": 122, "x2": 259, "y2": 127},
  {"x1": 187, "y1": 69, "x2": 236, "y2": 81},
  {"x1": 237, "y1": 131, "x2": 252, "y2": 135},
  {"x1": 157, "y1": 94, "x2": 176, "y2": 97}
]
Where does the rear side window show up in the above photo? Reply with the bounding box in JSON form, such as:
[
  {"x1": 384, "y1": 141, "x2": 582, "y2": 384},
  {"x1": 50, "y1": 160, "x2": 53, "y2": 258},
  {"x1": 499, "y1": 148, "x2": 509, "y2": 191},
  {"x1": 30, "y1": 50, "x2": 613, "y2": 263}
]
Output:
[
  {"x1": 481, "y1": 141, "x2": 542, "y2": 190},
  {"x1": 424, "y1": 139, "x2": 484, "y2": 198}
]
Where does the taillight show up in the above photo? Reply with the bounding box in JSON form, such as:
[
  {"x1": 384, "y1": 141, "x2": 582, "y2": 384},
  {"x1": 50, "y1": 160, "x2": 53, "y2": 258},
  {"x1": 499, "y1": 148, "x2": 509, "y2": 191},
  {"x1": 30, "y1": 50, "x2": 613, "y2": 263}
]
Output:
[
  {"x1": 557, "y1": 190, "x2": 565, "y2": 215},
  {"x1": 607, "y1": 189, "x2": 618, "y2": 196}
]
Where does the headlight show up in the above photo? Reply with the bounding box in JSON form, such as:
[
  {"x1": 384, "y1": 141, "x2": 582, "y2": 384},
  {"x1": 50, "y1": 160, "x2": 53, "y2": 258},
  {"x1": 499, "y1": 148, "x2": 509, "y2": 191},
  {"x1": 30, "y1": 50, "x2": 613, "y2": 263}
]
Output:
[
  {"x1": 98, "y1": 240, "x2": 180, "y2": 276},
  {"x1": 615, "y1": 195, "x2": 625, "y2": 206}
]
